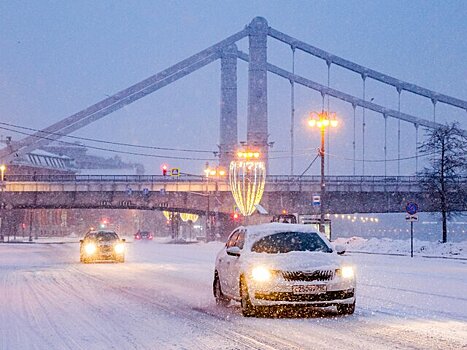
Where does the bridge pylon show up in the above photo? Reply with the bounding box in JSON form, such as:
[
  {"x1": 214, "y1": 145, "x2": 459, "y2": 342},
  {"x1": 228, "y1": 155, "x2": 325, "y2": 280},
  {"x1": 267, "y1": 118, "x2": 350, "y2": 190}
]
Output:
[{"x1": 247, "y1": 17, "x2": 269, "y2": 171}]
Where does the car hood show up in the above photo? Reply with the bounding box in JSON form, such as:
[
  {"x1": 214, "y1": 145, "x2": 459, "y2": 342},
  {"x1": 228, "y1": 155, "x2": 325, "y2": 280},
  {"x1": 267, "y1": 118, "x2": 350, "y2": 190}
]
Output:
[{"x1": 243, "y1": 251, "x2": 341, "y2": 272}]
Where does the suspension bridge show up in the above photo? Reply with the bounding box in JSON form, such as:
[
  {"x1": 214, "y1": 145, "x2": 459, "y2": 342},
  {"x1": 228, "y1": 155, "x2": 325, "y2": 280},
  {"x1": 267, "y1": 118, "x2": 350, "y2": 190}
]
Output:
[{"x1": 0, "y1": 17, "x2": 466, "y2": 235}]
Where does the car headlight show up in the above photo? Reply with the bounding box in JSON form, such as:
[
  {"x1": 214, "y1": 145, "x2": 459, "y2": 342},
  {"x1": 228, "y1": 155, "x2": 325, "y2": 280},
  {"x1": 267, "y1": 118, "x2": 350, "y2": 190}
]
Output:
[
  {"x1": 340, "y1": 266, "x2": 354, "y2": 279},
  {"x1": 251, "y1": 266, "x2": 272, "y2": 282},
  {"x1": 114, "y1": 243, "x2": 125, "y2": 254},
  {"x1": 84, "y1": 243, "x2": 97, "y2": 255}
]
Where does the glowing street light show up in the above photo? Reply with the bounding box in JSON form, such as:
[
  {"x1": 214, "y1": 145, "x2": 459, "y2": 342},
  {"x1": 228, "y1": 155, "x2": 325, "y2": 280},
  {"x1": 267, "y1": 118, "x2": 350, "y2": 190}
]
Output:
[
  {"x1": 307, "y1": 111, "x2": 339, "y2": 236},
  {"x1": 204, "y1": 164, "x2": 227, "y2": 241},
  {"x1": 0, "y1": 164, "x2": 5, "y2": 182}
]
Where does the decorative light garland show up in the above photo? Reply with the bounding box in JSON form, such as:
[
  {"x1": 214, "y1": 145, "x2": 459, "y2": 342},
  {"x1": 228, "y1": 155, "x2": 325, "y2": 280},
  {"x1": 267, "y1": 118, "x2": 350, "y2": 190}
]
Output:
[
  {"x1": 180, "y1": 213, "x2": 199, "y2": 222},
  {"x1": 229, "y1": 158, "x2": 266, "y2": 216},
  {"x1": 163, "y1": 211, "x2": 198, "y2": 223},
  {"x1": 163, "y1": 211, "x2": 172, "y2": 220}
]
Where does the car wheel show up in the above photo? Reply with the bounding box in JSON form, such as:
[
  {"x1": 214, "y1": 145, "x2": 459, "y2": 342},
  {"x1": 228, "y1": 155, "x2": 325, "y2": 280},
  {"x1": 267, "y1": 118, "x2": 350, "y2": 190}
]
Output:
[
  {"x1": 337, "y1": 301, "x2": 355, "y2": 315},
  {"x1": 240, "y1": 276, "x2": 256, "y2": 317},
  {"x1": 213, "y1": 272, "x2": 230, "y2": 307}
]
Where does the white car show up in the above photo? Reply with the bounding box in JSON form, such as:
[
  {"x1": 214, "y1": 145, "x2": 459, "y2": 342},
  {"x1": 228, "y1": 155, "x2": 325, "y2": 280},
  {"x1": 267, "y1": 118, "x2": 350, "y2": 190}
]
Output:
[{"x1": 213, "y1": 223, "x2": 356, "y2": 316}]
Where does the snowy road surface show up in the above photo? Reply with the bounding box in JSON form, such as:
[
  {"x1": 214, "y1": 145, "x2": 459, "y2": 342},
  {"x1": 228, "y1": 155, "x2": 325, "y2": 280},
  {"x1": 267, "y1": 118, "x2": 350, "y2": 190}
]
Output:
[{"x1": 0, "y1": 240, "x2": 466, "y2": 350}]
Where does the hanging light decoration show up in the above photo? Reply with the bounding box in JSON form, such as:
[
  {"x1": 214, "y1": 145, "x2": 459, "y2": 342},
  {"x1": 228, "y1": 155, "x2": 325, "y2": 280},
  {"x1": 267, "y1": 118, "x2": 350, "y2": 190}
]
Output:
[
  {"x1": 162, "y1": 211, "x2": 171, "y2": 220},
  {"x1": 180, "y1": 213, "x2": 199, "y2": 222},
  {"x1": 229, "y1": 149, "x2": 266, "y2": 216}
]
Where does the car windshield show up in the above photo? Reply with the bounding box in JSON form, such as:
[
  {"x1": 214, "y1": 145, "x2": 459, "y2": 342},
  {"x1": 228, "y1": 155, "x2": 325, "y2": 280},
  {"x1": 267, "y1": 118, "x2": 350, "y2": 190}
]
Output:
[
  {"x1": 251, "y1": 232, "x2": 332, "y2": 254},
  {"x1": 87, "y1": 232, "x2": 118, "y2": 241}
]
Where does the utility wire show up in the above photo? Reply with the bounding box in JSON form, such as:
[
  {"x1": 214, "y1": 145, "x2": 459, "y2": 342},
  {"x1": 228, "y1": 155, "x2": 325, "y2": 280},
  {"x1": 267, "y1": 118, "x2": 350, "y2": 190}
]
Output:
[
  {"x1": 0, "y1": 121, "x2": 214, "y2": 154},
  {"x1": 1, "y1": 121, "x2": 436, "y2": 163},
  {"x1": 0, "y1": 126, "x2": 217, "y2": 161},
  {"x1": 0, "y1": 120, "x2": 299, "y2": 155},
  {"x1": 299, "y1": 153, "x2": 320, "y2": 177},
  {"x1": 326, "y1": 150, "x2": 438, "y2": 163}
]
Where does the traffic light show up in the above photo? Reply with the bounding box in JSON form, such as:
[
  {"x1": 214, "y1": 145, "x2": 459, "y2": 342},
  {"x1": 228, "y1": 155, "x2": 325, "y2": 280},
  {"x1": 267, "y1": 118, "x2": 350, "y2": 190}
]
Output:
[
  {"x1": 100, "y1": 217, "x2": 109, "y2": 228},
  {"x1": 162, "y1": 164, "x2": 168, "y2": 176}
]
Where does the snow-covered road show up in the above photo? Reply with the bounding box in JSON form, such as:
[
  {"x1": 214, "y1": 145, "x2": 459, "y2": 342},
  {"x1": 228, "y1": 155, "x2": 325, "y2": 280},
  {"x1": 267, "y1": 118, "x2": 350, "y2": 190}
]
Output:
[{"x1": 0, "y1": 240, "x2": 466, "y2": 350}]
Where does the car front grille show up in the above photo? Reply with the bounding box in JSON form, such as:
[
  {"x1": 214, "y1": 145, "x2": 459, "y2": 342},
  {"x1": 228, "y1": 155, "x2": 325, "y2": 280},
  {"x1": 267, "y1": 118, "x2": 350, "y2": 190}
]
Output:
[
  {"x1": 281, "y1": 270, "x2": 334, "y2": 282},
  {"x1": 255, "y1": 288, "x2": 354, "y2": 302},
  {"x1": 98, "y1": 245, "x2": 114, "y2": 254}
]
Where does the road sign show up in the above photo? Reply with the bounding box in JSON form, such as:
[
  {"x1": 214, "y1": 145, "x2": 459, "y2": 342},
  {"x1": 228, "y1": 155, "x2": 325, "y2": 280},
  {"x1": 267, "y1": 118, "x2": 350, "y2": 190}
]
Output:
[
  {"x1": 405, "y1": 214, "x2": 418, "y2": 222},
  {"x1": 142, "y1": 188, "x2": 149, "y2": 196},
  {"x1": 312, "y1": 195, "x2": 321, "y2": 206},
  {"x1": 406, "y1": 202, "x2": 418, "y2": 215},
  {"x1": 170, "y1": 168, "x2": 180, "y2": 177}
]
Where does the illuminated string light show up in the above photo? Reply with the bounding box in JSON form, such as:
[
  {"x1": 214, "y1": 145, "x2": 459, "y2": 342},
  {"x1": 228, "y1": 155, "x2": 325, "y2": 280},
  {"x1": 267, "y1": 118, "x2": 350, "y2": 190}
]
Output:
[
  {"x1": 229, "y1": 150, "x2": 266, "y2": 216},
  {"x1": 163, "y1": 211, "x2": 172, "y2": 220},
  {"x1": 180, "y1": 213, "x2": 199, "y2": 222}
]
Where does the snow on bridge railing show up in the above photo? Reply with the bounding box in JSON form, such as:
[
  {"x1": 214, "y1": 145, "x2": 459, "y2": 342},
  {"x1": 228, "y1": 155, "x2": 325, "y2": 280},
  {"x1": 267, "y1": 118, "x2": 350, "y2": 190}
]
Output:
[{"x1": 4, "y1": 174, "x2": 452, "y2": 185}]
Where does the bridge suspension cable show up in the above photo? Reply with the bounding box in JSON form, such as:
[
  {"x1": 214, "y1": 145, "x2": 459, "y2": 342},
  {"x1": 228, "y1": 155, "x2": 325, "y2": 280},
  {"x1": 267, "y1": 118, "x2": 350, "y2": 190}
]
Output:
[
  {"x1": 267, "y1": 27, "x2": 467, "y2": 111},
  {"x1": 236, "y1": 50, "x2": 466, "y2": 136}
]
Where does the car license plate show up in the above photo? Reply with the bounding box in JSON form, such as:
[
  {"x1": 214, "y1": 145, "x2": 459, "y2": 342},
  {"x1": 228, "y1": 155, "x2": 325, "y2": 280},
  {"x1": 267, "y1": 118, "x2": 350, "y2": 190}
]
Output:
[{"x1": 292, "y1": 285, "x2": 326, "y2": 294}]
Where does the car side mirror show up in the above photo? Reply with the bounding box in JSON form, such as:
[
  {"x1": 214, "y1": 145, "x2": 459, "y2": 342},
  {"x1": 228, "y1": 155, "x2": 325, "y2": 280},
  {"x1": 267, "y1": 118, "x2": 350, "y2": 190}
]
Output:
[
  {"x1": 335, "y1": 244, "x2": 346, "y2": 255},
  {"x1": 79, "y1": 239, "x2": 83, "y2": 243},
  {"x1": 226, "y1": 246, "x2": 241, "y2": 257},
  {"x1": 121, "y1": 239, "x2": 126, "y2": 243}
]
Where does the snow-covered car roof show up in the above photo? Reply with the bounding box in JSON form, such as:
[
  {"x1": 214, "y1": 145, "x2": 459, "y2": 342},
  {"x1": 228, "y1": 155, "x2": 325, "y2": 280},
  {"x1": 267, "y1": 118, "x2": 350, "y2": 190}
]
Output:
[{"x1": 239, "y1": 223, "x2": 331, "y2": 251}]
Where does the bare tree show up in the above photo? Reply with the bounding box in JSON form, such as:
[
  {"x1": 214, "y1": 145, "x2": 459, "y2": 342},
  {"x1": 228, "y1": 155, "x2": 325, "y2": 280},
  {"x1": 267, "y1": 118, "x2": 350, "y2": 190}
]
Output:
[{"x1": 417, "y1": 122, "x2": 467, "y2": 243}]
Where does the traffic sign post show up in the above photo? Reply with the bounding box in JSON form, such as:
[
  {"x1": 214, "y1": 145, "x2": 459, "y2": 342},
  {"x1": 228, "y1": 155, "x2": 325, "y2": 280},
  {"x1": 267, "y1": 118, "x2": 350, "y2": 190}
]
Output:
[
  {"x1": 405, "y1": 202, "x2": 418, "y2": 258},
  {"x1": 312, "y1": 195, "x2": 321, "y2": 207}
]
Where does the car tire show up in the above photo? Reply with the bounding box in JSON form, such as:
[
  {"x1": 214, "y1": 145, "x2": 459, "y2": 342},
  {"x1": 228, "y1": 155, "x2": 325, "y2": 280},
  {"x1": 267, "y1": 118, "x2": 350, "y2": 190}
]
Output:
[
  {"x1": 213, "y1": 272, "x2": 230, "y2": 307},
  {"x1": 240, "y1": 277, "x2": 256, "y2": 317},
  {"x1": 337, "y1": 301, "x2": 356, "y2": 315}
]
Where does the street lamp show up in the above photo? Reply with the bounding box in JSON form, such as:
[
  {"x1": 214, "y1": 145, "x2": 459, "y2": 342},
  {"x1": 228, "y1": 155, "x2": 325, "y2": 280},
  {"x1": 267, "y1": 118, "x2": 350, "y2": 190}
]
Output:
[
  {"x1": 307, "y1": 111, "x2": 338, "y2": 237},
  {"x1": 0, "y1": 165, "x2": 5, "y2": 242},
  {"x1": 204, "y1": 164, "x2": 227, "y2": 241},
  {"x1": 0, "y1": 164, "x2": 5, "y2": 182}
]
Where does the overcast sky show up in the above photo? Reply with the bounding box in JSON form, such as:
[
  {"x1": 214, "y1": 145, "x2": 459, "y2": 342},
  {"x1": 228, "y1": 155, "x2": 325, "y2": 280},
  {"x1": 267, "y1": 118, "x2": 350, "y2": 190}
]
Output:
[{"x1": 1, "y1": 0, "x2": 466, "y2": 175}]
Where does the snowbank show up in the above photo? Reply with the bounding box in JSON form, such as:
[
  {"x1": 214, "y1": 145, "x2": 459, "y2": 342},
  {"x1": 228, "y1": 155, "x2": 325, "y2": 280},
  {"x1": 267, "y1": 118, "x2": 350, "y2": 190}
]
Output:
[{"x1": 334, "y1": 236, "x2": 467, "y2": 258}]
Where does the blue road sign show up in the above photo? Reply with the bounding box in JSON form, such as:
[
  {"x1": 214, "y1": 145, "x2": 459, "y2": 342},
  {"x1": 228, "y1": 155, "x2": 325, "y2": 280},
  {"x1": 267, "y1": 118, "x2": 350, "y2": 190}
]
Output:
[
  {"x1": 406, "y1": 202, "x2": 418, "y2": 215},
  {"x1": 142, "y1": 188, "x2": 149, "y2": 196},
  {"x1": 312, "y1": 195, "x2": 321, "y2": 206}
]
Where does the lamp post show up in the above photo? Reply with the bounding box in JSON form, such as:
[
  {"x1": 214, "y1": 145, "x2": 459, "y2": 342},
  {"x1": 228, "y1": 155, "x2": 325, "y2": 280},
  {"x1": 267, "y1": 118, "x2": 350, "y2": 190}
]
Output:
[
  {"x1": 308, "y1": 112, "x2": 338, "y2": 237},
  {"x1": 0, "y1": 164, "x2": 5, "y2": 182},
  {"x1": 204, "y1": 164, "x2": 227, "y2": 241},
  {"x1": 0, "y1": 165, "x2": 5, "y2": 242}
]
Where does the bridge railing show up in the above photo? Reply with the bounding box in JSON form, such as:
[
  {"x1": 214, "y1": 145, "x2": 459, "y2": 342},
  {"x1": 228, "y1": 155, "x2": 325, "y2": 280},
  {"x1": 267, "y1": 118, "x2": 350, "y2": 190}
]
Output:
[
  {"x1": 4, "y1": 174, "x2": 455, "y2": 185},
  {"x1": 4, "y1": 174, "x2": 206, "y2": 182}
]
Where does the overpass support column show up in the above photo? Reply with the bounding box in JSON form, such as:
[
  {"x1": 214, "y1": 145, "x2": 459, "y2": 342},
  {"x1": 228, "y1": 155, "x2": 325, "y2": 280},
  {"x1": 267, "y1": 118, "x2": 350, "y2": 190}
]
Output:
[
  {"x1": 219, "y1": 44, "x2": 238, "y2": 169},
  {"x1": 247, "y1": 17, "x2": 269, "y2": 168}
]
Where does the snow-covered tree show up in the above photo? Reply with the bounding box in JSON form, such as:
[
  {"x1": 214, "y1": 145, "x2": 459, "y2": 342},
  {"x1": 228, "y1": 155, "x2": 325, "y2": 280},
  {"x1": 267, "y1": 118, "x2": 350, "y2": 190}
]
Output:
[{"x1": 417, "y1": 122, "x2": 467, "y2": 243}]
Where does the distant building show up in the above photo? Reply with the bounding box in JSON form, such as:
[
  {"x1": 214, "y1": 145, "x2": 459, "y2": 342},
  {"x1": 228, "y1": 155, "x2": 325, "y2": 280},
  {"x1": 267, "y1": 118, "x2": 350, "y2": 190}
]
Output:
[
  {"x1": 0, "y1": 137, "x2": 146, "y2": 238},
  {"x1": 1, "y1": 137, "x2": 144, "y2": 175},
  {"x1": 42, "y1": 142, "x2": 144, "y2": 175}
]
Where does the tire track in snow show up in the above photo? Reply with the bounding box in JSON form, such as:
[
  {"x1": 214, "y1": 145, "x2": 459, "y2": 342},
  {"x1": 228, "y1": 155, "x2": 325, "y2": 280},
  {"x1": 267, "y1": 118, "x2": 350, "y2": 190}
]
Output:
[{"x1": 71, "y1": 266, "x2": 305, "y2": 350}]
